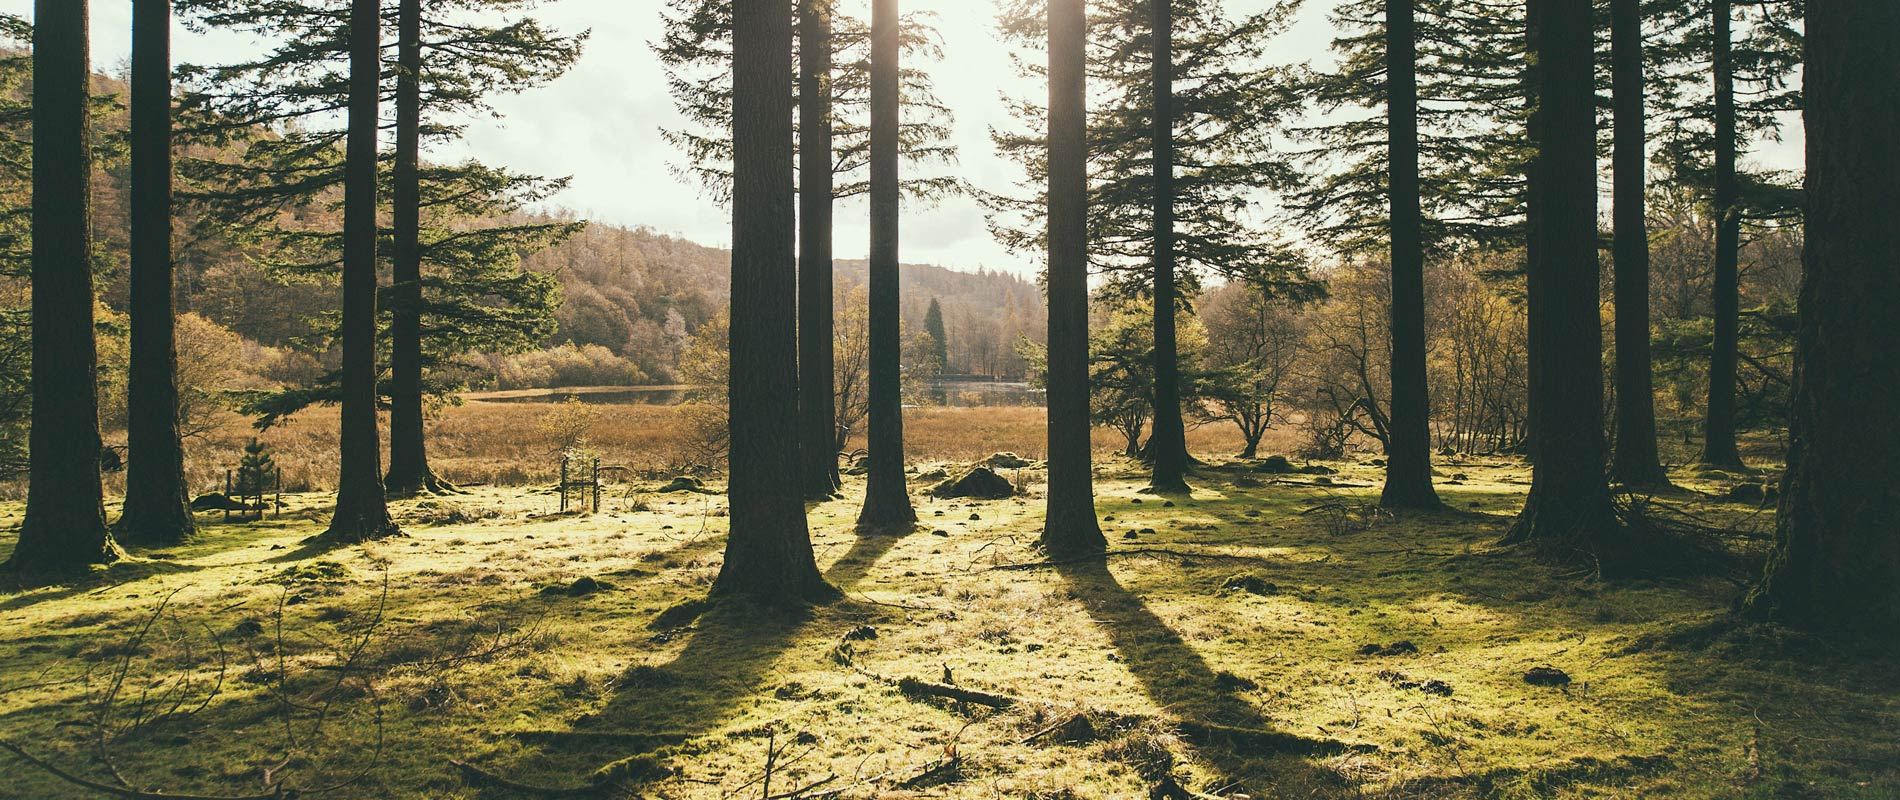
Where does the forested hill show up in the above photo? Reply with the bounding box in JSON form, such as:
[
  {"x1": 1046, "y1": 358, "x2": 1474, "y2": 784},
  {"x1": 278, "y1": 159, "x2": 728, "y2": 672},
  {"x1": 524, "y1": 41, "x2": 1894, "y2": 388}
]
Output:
[{"x1": 523, "y1": 220, "x2": 1046, "y2": 382}]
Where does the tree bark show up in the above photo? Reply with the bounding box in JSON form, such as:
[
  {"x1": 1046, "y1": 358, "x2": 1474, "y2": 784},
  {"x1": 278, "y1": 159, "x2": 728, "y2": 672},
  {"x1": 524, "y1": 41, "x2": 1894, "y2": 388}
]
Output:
[
  {"x1": 1145, "y1": 0, "x2": 1190, "y2": 495},
  {"x1": 384, "y1": 0, "x2": 445, "y2": 497},
  {"x1": 1702, "y1": 0, "x2": 1743, "y2": 467},
  {"x1": 856, "y1": 0, "x2": 916, "y2": 530},
  {"x1": 1040, "y1": 0, "x2": 1106, "y2": 555},
  {"x1": 715, "y1": 0, "x2": 834, "y2": 603},
  {"x1": 1378, "y1": 0, "x2": 1440, "y2": 510},
  {"x1": 798, "y1": 0, "x2": 841, "y2": 500},
  {"x1": 1503, "y1": 0, "x2": 1623, "y2": 564},
  {"x1": 116, "y1": 0, "x2": 196, "y2": 547},
  {"x1": 9, "y1": 0, "x2": 119, "y2": 573},
  {"x1": 1607, "y1": 0, "x2": 1669, "y2": 488},
  {"x1": 1742, "y1": 0, "x2": 1900, "y2": 631},
  {"x1": 322, "y1": 0, "x2": 399, "y2": 544}
]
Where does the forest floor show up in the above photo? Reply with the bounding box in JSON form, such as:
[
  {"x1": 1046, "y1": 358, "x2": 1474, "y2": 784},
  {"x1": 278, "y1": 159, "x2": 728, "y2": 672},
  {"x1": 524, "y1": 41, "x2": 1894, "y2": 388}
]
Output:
[{"x1": 1, "y1": 455, "x2": 1895, "y2": 799}]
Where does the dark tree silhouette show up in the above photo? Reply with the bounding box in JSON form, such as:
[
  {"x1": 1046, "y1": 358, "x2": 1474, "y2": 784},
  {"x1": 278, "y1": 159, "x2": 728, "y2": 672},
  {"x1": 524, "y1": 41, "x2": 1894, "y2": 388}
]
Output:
[
  {"x1": 1145, "y1": 0, "x2": 1190, "y2": 494},
  {"x1": 7, "y1": 0, "x2": 119, "y2": 573},
  {"x1": 1608, "y1": 0, "x2": 1669, "y2": 487},
  {"x1": 1040, "y1": 0, "x2": 1106, "y2": 556},
  {"x1": 1743, "y1": 0, "x2": 1900, "y2": 631},
  {"x1": 1702, "y1": 0, "x2": 1742, "y2": 467},
  {"x1": 321, "y1": 0, "x2": 399, "y2": 544},
  {"x1": 1377, "y1": 0, "x2": 1440, "y2": 510},
  {"x1": 1502, "y1": 0, "x2": 1621, "y2": 560},
  {"x1": 799, "y1": 0, "x2": 842, "y2": 499},
  {"x1": 714, "y1": 0, "x2": 833, "y2": 602},
  {"x1": 383, "y1": 0, "x2": 447, "y2": 497},
  {"x1": 923, "y1": 297, "x2": 947, "y2": 370},
  {"x1": 116, "y1": 0, "x2": 197, "y2": 546},
  {"x1": 856, "y1": 0, "x2": 918, "y2": 530}
]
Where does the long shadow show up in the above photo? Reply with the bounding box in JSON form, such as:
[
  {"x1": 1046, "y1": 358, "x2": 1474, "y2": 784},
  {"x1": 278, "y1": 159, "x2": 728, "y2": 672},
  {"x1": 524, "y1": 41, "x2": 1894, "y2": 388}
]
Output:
[
  {"x1": 491, "y1": 529, "x2": 908, "y2": 790},
  {"x1": 1057, "y1": 559, "x2": 1350, "y2": 794},
  {"x1": 0, "y1": 559, "x2": 205, "y2": 614}
]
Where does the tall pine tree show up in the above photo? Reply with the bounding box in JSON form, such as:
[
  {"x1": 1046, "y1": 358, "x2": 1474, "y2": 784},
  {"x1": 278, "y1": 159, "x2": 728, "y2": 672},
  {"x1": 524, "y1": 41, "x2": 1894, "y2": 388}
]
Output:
[
  {"x1": 1377, "y1": 0, "x2": 1441, "y2": 510},
  {"x1": 323, "y1": 0, "x2": 399, "y2": 543},
  {"x1": 1743, "y1": 0, "x2": 1900, "y2": 631},
  {"x1": 856, "y1": 0, "x2": 917, "y2": 530},
  {"x1": 798, "y1": 0, "x2": 841, "y2": 499},
  {"x1": 716, "y1": 0, "x2": 834, "y2": 603},
  {"x1": 7, "y1": 0, "x2": 120, "y2": 574},
  {"x1": 1503, "y1": 0, "x2": 1623, "y2": 567},
  {"x1": 116, "y1": 0, "x2": 198, "y2": 545},
  {"x1": 1039, "y1": 0, "x2": 1106, "y2": 556},
  {"x1": 1607, "y1": 0, "x2": 1671, "y2": 487}
]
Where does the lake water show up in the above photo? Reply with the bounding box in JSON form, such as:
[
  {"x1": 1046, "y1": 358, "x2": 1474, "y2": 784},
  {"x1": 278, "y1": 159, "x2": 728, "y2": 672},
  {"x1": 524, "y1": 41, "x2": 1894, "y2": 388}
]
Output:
[{"x1": 472, "y1": 379, "x2": 1042, "y2": 408}]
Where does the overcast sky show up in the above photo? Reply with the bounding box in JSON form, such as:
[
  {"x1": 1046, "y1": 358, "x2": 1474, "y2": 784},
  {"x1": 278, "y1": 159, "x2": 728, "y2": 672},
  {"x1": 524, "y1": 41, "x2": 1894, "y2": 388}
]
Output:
[{"x1": 14, "y1": 1, "x2": 1802, "y2": 277}]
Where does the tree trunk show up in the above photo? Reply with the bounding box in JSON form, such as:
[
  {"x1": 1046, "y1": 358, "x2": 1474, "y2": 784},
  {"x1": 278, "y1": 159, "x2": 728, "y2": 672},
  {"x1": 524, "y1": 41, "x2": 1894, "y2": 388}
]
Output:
[
  {"x1": 384, "y1": 0, "x2": 445, "y2": 497},
  {"x1": 8, "y1": 0, "x2": 119, "y2": 573},
  {"x1": 1607, "y1": 0, "x2": 1669, "y2": 487},
  {"x1": 116, "y1": 0, "x2": 196, "y2": 547},
  {"x1": 322, "y1": 0, "x2": 399, "y2": 544},
  {"x1": 798, "y1": 0, "x2": 841, "y2": 500},
  {"x1": 1503, "y1": 0, "x2": 1623, "y2": 565},
  {"x1": 1040, "y1": 0, "x2": 1106, "y2": 555},
  {"x1": 1742, "y1": 0, "x2": 1900, "y2": 631},
  {"x1": 1379, "y1": 0, "x2": 1441, "y2": 510},
  {"x1": 1703, "y1": 0, "x2": 1743, "y2": 467},
  {"x1": 715, "y1": 0, "x2": 834, "y2": 603},
  {"x1": 1145, "y1": 0, "x2": 1191, "y2": 495},
  {"x1": 856, "y1": 0, "x2": 916, "y2": 531}
]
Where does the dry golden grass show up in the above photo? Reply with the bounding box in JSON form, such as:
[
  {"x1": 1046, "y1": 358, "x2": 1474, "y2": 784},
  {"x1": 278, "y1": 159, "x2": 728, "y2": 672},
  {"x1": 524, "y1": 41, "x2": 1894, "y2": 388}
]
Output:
[{"x1": 84, "y1": 402, "x2": 1304, "y2": 497}]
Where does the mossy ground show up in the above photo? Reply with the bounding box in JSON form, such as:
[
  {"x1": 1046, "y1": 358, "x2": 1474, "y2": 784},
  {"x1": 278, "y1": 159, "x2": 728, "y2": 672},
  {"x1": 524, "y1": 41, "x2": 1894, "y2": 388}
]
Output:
[{"x1": 1, "y1": 457, "x2": 1894, "y2": 798}]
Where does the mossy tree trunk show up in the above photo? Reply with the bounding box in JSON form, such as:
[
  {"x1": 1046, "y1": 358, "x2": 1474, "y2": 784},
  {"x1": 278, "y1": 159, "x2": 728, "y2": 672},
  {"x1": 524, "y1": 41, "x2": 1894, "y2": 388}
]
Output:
[
  {"x1": 1145, "y1": 0, "x2": 1190, "y2": 495},
  {"x1": 1607, "y1": 0, "x2": 1670, "y2": 488},
  {"x1": 117, "y1": 0, "x2": 197, "y2": 547},
  {"x1": 715, "y1": 0, "x2": 834, "y2": 603},
  {"x1": 9, "y1": 0, "x2": 119, "y2": 574},
  {"x1": 1503, "y1": 0, "x2": 1623, "y2": 564},
  {"x1": 323, "y1": 0, "x2": 400, "y2": 544},
  {"x1": 855, "y1": 0, "x2": 917, "y2": 531},
  {"x1": 1702, "y1": 0, "x2": 1743, "y2": 468},
  {"x1": 384, "y1": 0, "x2": 448, "y2": 498},
  {"x1": 798, "y1": 0, "x2": 842, "y2": 500},
  {"x1": 1040, "y1": 0, "x2": 1106, "y2": 556},
  {"x1": 1378, "y1": 0, "x2": 1441, "y2": 511},
  {"x1": 1743, "y1": 0, "x2": 1900, "y2": 631}
]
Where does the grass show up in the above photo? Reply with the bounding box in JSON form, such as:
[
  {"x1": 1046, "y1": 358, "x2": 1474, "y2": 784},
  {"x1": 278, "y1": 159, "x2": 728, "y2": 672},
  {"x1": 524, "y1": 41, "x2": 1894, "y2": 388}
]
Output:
[{"x1": 1, "y1": 435, "x2": 1894, "y2": 798}]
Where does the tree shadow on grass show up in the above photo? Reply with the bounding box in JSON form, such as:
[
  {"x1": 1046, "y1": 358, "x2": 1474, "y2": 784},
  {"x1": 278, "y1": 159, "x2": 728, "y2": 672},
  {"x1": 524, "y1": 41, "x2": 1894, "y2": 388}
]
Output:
[
  {"x1": 0, "y1": 558, "x2": 204, "y2": 613},
  {"x1": 484, "y1": 529, "x2": 908, "y2": 792},
  {"x1": 1057, "y1": 559, "x2": 1356, "y2": 795}
]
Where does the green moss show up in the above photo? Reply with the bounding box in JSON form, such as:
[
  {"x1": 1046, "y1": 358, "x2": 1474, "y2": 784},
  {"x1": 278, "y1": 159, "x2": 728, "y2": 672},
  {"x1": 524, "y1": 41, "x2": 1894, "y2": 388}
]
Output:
[{"x1": 0, "y1": 471, "x2": 1893, "y2": 798}]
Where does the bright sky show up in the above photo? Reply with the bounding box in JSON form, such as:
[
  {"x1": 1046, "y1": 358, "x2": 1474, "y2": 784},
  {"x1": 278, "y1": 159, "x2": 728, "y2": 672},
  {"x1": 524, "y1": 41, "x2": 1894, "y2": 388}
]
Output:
[{"x1": 16, "y1": 1, "x2": 1802, "y2": 277}]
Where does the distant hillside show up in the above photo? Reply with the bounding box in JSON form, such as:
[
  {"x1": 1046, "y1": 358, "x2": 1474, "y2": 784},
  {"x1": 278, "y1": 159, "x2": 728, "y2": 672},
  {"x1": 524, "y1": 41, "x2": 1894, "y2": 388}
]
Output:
[{"x1": 526, "y1": 221, "x2": 1045, "y2": 381}]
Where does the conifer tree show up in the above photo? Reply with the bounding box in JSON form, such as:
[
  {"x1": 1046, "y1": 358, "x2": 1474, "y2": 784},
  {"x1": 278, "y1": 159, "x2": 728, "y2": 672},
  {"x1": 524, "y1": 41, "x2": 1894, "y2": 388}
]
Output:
[
  {"x1": 716, "y1": 0, "x2": 835, "y2": 602},
  {"x1": 175, "y1": 0, "x2": 582, "y2": 436},
  {"x1": 856, "y1": 0, "x2": 916, "y2": 530},
  {"x1": 7, "y1": 0, "x2": 120, "y2": 574},
  {"x1": 116, "y1": 0, "x2": 199, "y2": 546},
  {"x1": 923, "y1": 297, "x2": 947, "y2": 371},
  {"x1": 325, "y1": 0, "x2": 399, "y2": 543},
  {"x1": 799, "y1": 0, "x2": 841, "y2": 498},
  {"x1": 1608, "y1": 0, "x2": 1671, "y2": 487},
  {"x1": 1039, "y1": 0, "x2": 1106, "y2": 556},
  {"x1": 1743, "y1": 0, "x2": 1900, "y2": 631},
  {"x1": 1377, "y1": 0, "x2": 1441, "y2": 510}
]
